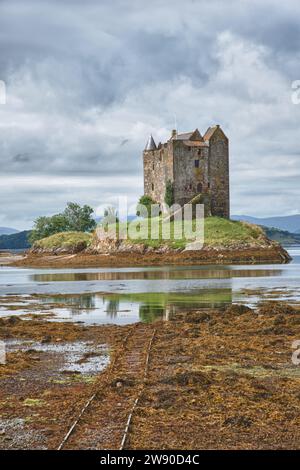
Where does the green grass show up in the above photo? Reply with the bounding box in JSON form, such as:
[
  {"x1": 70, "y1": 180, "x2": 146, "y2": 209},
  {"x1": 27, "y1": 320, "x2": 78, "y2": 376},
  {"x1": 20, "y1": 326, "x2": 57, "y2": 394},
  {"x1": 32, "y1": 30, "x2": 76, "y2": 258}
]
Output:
[
  {"x1": 100, "y1": 216, "x2": 264, "y2": 249},
  {"x1": 204, "y1": 217, "x2": 263, "y2": 247},
  {"x1": 34, "y1": 231, "x2": 92, "y2": 250}
]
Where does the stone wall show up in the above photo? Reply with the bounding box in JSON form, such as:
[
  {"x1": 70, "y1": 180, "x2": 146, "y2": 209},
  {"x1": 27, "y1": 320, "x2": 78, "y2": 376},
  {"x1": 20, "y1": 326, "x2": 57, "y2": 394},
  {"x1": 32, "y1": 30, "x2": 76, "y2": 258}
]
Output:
[
  {"x1": 173, "y1": 141, "x2": 209, "y2": 207},
  {"x1": 143, "y1": 126, "x2": 230, "y2": 218},
  {"x1": 208, "y1": 127, "x2": 230, "y2": 218},
  {"x1": 143, "y1": 142, "x2": 173, "y2": 205}
]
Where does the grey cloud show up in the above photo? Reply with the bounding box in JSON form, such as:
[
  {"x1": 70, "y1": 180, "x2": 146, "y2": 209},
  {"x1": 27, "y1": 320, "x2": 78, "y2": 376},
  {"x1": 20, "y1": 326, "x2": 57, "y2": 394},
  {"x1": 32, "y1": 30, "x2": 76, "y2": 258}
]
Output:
[{"x1": 0, "y1": 0, "x2": 300, "y2": 228}]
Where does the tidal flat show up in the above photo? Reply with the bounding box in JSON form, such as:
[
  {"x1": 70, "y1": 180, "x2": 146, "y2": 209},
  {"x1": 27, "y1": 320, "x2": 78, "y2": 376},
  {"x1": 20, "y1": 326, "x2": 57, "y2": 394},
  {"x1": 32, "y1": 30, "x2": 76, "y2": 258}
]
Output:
[
  {"x1": 0, "y1": 302, "x2": 300, "y2": 449},
  {"x1": 0, "y1": 247, "x2": 299, "y2": 448}
]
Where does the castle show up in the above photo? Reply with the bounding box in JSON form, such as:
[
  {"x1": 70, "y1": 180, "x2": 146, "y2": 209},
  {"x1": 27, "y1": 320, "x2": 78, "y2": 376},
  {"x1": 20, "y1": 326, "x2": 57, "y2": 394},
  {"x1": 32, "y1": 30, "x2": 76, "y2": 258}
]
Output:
[{"x1": 143, "y1": 125, "x2": 230, "y2": 218}]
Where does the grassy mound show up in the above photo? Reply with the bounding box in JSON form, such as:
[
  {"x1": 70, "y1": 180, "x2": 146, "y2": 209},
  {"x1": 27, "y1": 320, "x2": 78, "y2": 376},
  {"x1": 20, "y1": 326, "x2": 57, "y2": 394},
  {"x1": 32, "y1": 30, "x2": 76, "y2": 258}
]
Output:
[
  {"x1": 33, "y1": 231, "x2": 92, "y2": 251},
  {"x1": 204, "y1": 217, "x2": 263, "y2": 247},
  {"x1": 99, "y1": 216, "x2": 266, "y2": 250}
]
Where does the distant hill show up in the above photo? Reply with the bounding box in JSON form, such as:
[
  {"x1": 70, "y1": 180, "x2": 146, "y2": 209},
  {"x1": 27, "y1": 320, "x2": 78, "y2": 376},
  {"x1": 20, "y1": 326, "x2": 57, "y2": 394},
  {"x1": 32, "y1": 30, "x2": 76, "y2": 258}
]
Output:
[
  {"x1": 0, "y1": 230, "x2": 31, "y2": 250},
  {"x1": 262, "y1": 226, "x2": 300, "y2": 245},
  {"x1": 0, "y1": 227, "x2": 19, "y2": 236},
  {"x1": 232, "y1": 214, "x2": 300, "y2": 233}
]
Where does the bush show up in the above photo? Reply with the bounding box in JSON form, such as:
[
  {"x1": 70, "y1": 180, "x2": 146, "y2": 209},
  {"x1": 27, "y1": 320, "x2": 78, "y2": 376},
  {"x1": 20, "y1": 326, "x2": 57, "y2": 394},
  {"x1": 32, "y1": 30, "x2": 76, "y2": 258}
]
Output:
[
  {"x1": 136, "y1": 195, "x2": 159, "y2": 218},
  {"x1": 29, "y1": 202, "x2": 96, "y2": 243},
  {"x1": 164, "y1": 180, "x2": 174, "y2": 207}
]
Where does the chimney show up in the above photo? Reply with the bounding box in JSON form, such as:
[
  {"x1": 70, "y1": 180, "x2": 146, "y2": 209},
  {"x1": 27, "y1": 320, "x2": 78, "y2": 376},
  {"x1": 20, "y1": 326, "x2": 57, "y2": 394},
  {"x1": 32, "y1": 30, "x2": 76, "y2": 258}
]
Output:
[{"x1": 171, "y1": 129, "x2": 177, "y2": 139}]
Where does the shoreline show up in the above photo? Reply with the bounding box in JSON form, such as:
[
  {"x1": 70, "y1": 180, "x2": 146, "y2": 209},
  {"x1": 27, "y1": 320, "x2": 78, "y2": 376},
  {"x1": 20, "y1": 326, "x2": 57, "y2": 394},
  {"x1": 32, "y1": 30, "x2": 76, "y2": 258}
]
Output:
[{"x1": 10, "y1": 244, "x2": 291, "y2": 268}]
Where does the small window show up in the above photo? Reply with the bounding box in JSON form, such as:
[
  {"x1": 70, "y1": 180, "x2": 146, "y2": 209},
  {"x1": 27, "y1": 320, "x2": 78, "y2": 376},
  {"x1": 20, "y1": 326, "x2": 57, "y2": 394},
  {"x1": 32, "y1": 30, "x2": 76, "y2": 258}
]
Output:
[
  {"x1": 152, "y1": 162, "x2": 155, "y2": 170},
  {"x1": 198, "y1": 150, "x2": 202, "y2": 156},
  {"x1": 151, "y1": 183, "x2": 154, "y2": 191},
  {"x1": 194, "y1": 160, "x2": 199, "y2": 168},
  {"x1": 197, "y1": 183, "x2": 203, "y2": 193}
]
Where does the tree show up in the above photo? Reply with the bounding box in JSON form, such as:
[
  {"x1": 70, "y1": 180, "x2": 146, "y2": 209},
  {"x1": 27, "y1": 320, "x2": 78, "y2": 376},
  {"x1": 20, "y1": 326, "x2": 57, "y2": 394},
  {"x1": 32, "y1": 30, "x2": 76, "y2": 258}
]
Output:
[
  {"x1": 136, "y1": 195, "x2": 159, "y2": 218},
  {"x1": 164, "y1": 180, "x2": 174, "y2": 207},
  {"x1": 29, "y1": 202, "x2": 96, "y2": 243},
  {"x1": 29, "y1": 214, "x2": 69, "y2": 244},
  {"x1": 63, "y1": 202, "x2": 96, "y2": 232}
]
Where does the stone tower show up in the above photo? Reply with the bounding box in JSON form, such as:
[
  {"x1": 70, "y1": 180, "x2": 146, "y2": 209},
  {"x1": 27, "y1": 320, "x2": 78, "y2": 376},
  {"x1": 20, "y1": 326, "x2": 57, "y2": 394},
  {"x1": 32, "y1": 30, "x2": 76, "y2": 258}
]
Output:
[{"x1": 143, "y1": 125, "x2": 230, "y2": 218}]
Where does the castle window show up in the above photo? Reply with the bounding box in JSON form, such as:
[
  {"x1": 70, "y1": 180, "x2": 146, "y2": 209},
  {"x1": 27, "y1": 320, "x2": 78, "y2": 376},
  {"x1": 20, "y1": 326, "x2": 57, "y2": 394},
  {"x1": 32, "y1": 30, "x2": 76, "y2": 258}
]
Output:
[
  {"x1": 197, "y1": 183, "x2": 203, "y2": 193},
  {"x1": 151, "y1": 183, "x2": 154, "y2": 191},
  {"x1": 194, "y1": 160, "x2": 199, "y2": 168},
  {"x1": 152, "y1": 162, "x2": 155, "y2": 170}
]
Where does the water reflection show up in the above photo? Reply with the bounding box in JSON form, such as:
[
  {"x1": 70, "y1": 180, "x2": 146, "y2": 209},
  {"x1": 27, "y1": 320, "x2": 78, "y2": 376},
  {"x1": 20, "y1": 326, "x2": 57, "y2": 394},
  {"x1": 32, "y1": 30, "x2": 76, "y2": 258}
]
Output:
[
  {"x1": 39, "y1": 288, "x2": 233, "y2": 325},
  {"x1": 0, "y1": 247, "x2": 299, "y2": 325},
  {"x1": 31, "y1": 267, "x2": 283, "y2": 283}
]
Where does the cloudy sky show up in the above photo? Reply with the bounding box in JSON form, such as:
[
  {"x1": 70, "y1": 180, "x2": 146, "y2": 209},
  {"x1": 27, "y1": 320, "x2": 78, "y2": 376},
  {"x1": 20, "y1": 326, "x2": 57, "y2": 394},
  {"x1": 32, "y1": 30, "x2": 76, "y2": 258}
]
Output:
[{"x1": 1, "y1": 0, "x2": 300, "y2": 229}]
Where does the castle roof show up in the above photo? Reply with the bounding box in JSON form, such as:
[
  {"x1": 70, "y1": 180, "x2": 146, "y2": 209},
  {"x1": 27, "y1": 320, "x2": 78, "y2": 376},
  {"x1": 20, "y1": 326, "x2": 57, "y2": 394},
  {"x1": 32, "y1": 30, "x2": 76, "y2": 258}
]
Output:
[
  {"x1": 175, "y1": 131, "x2": 194, "y2": 140},
  {"x1": 172, "y1": 128, "x2": 203, "y2": 142},
  {"x1": 145, "y1": 134, "x2": 157, "y2": 151},
  {"x1": 203, "y1": 125, "x2": 228, "y2": 141},
  {"x1": 183, "y1": 141, "x2": 208, "y2": 147},
  {"x1": 203, "y1": 126, "x2": 216, "y2": 140}
]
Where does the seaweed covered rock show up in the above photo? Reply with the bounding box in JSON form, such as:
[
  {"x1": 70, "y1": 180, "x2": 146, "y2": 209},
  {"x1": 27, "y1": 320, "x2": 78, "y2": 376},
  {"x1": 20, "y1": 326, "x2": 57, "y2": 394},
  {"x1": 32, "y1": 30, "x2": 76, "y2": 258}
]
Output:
[
  {"x1": 258, "y1": 302, "x2": 299, "y2": 317},
  {"x1": 225, "y1": 304, "x2": 253, "y2": 316}
]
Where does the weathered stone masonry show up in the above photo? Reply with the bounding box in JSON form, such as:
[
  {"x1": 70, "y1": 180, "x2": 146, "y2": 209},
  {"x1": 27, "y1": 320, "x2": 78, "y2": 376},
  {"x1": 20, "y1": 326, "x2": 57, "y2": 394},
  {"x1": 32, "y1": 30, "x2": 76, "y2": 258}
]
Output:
[{"x1": 143, "y1": 126, "x2": 230, "y2": 218}]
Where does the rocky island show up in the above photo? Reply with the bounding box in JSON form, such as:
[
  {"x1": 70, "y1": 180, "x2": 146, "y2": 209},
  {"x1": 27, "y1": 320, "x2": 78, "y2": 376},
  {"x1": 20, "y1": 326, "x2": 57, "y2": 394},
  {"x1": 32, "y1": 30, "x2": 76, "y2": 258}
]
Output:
[{"x1": 11, "y1": 217, "x2": 290, "y2": 269}]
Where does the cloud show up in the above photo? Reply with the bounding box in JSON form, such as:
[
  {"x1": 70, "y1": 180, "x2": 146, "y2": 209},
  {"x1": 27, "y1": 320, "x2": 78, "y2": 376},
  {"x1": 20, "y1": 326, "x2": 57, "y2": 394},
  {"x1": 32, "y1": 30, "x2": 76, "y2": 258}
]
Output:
[{"x1": 0, "y1": 0, "x2": 300, "y2": 228}]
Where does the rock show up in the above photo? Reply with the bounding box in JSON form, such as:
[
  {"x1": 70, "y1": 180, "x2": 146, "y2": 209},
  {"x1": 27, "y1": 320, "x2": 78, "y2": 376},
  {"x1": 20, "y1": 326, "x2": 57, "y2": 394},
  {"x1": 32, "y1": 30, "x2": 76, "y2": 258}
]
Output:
[
  {"x1": 225, "y1": 305, "x2": 253, "y2": 316},
  {"x1": 273, "y1": 314, "x2": 286, "y2": 325},
  {"x1": 161, "y1": 371, "x2": 212, "y2": 387},
  {"x1": 41, "y1": 335, "x2": 52, "y2": 344},
  {"x1": 187, "y1": 312, "x2": 211, "y2": 323},
  {"x1": 224, "y1": 415, "x2": 253, "y2": 428},
  {"x1": 7, "y1": 316, "x2": 22, "y2": 325}
]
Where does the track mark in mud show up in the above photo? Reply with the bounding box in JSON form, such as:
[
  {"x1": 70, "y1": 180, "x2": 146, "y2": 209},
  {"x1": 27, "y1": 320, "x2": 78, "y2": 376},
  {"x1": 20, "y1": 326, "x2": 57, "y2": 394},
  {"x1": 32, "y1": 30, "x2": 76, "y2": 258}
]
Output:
[{"x1": 58, "y1": 323, "x2": 156, "y2": 450}]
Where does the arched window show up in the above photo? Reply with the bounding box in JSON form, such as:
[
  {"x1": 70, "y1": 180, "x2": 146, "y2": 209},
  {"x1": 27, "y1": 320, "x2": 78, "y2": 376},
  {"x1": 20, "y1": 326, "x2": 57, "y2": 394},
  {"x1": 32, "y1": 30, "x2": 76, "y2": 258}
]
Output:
[{"x1": 197, "y1": 183, "x2": 203, "y2": 193}]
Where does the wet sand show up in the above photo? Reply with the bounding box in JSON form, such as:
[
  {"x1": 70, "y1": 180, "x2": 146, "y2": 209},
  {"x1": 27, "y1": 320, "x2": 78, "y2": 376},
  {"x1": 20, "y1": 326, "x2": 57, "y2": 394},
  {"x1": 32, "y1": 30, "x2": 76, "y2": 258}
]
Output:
[{"x1": 0, "y1": 253, "x2": 25, "y2": 266}]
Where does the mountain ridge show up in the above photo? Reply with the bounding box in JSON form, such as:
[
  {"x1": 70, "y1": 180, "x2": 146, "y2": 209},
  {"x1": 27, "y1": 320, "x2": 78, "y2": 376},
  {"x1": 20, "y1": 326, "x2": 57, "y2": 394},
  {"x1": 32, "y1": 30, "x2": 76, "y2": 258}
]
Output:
[
  {"x1": 0, "y1": 231, "x2": 31, "y2": 250},
  {"x1": 0, "y1": 227, "x2": 19, "y2": 236},
  {"x1": 232, "y1": 214, "x2": 300, "y2": 233}
]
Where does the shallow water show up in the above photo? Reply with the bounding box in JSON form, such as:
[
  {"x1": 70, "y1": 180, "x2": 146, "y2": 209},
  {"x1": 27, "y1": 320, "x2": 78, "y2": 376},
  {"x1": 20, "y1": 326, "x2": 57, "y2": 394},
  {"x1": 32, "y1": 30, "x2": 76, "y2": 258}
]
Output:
[
  {"x1": 0, "y1": 246, "x2": 299, "y2": 325},
  {"x1": 7, "y1": 339, "x2": 109, "y2": 374}
]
